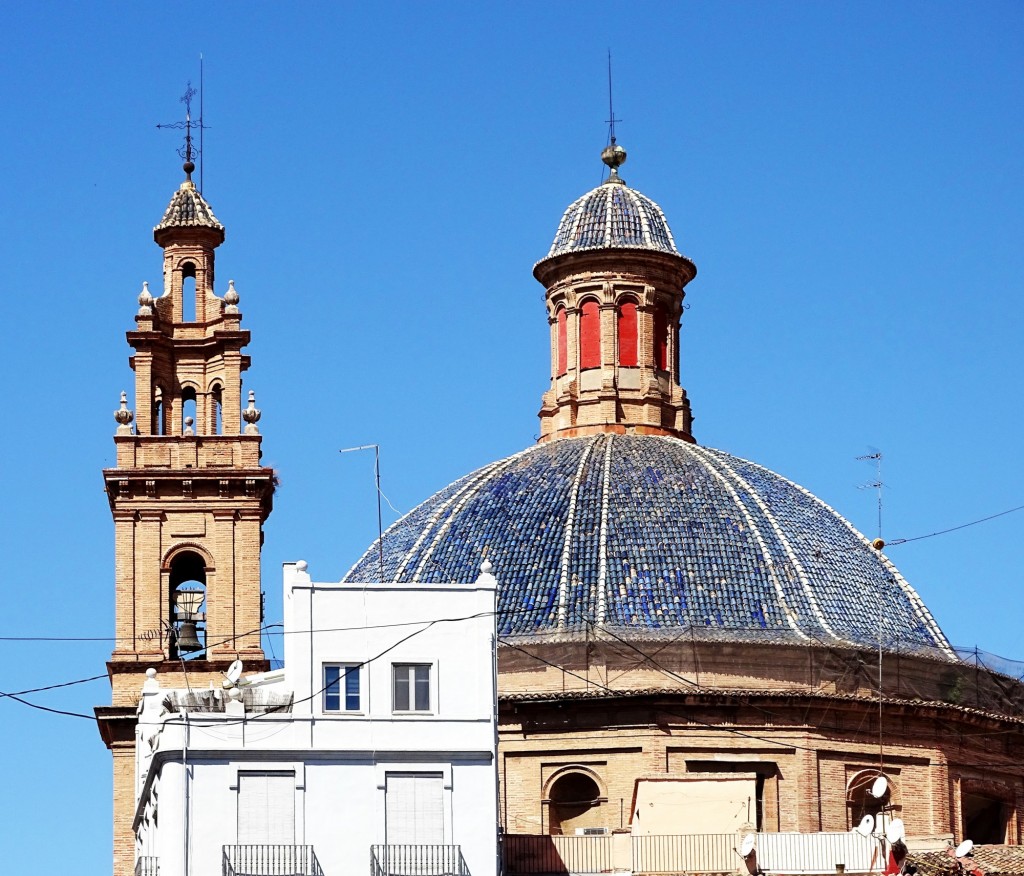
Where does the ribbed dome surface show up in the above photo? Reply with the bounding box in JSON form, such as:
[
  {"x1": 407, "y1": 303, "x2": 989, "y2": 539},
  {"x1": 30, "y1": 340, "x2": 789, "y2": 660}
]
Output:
[
  {"x1": 545, "y1": 180, "x2": 679, "y2": 258},
  {"x1": 344, "y1": 435, "x2": 952, "y2": 657}
]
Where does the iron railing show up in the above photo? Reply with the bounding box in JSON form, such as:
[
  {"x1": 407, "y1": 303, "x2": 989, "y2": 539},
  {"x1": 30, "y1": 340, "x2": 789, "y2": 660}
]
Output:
[
  {"x1": 752, "y1": 832, "x2": 882, "y2": 874},
  {"x1": 135, "y1": 857, "x2": 160, "y2": 876},
  {"x1": 223, "y1": 845, "x2": 325, "y2": 876},
  {"x1": 371, "y1": 844, "x2": 471, "y2": 876},
  {"x1": 632, "y1": 833, "x2": 737, "y2": 873},
  {"x1": 503, "y1": 834, "x2": 614, "y2": 875}
]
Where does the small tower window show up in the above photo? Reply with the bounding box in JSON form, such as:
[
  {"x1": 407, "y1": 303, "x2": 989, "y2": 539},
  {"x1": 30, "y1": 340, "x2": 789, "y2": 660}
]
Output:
[
  {"x1": 154, "y1": 387, "x2": 165, "y2": 436},
  {"x1": 556, "y1": 307, "x2": 567, "y2": 376},
  {"x1": 181, "y1": 263, "x2": 197, "y2": 323},
  {"x1": 579, "y1": 299, "x2": 601, "y2": 370},
  {"x1": 654, "y1": 307, "x2": 668, "y2": 372},
  {"x1": 617, "y1": 300, "x2": 638, "y2": 367},
  {"x1": 210, "y1": 384, "x2": 223, "y2": 435},
  {"x1": 182, "y1": 386, "x2": 197, "y2": 435}
]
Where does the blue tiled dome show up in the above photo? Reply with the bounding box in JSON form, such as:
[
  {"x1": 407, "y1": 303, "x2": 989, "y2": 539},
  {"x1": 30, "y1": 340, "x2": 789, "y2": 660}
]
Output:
[
  {"x1": 343, "y1": 435, "x2": 952, "y2": 657},
  {"x1": 544, "y1": 180, "x2": 681, "y2": 259}
]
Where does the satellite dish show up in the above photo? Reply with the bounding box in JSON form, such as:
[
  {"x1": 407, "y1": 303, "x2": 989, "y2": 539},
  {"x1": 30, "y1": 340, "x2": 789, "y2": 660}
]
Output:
[
  {"x1": 870, "y1": 776, "x2": 889, "y2": 798},
  {"x1": 855, "y1": 815, "x2": 876, "y2": 837},
  {"x1": 956, "y1": 840, "x2": 974, "y2": 858},
  {"x1": 741, "y1": 834, "x2": 756, "y2": 857},
  {"x1": 886, "y1": 818, "x2": 905, "y2": 844},
  {"x1": 225, "y1": 660, "x2": 244, "y2": 684}
]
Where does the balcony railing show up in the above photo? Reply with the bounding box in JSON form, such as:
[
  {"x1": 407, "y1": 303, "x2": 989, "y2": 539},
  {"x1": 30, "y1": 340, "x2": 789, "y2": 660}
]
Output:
[
  {"x1": 223, "y1": 845, "x2": 324, "y2": 876},
  {"x1": 371, "y1": 844, "x2": 471, "y2": 876},
  {"x1": 503, "y1": 834, "x2": 614, "y2": 875},
  {"x1": 632, "y1": 833, "x2": 737, "y2": 874},
  {"x1": 135, "y1": 857, "x2": 160, "y2": 876},
  {"x1": 503, "y1": 832, "x2": 885, "y2": 875}
]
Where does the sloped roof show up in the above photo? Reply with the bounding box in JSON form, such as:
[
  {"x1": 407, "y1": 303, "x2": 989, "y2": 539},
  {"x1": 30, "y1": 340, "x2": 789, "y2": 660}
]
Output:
[{"x1": 154, "y1": 180, "x2": 224, "y2": 233}]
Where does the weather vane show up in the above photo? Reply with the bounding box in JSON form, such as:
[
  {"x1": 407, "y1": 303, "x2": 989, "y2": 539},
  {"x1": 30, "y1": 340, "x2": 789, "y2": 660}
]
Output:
[{"x1": 157, "y1": 72, "x2": 207, "y2": 186}]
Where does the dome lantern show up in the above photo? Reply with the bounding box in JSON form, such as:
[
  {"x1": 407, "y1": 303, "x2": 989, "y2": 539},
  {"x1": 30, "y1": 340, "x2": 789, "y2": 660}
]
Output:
[{"x1": 533, "y1": 145, "x2": 698, "y2": 443}]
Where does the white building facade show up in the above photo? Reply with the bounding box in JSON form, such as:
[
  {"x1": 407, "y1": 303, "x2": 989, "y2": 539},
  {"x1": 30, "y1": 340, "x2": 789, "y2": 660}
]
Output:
[{"x1": 133, "y1": 561, "x2": 500, "y2": 876}]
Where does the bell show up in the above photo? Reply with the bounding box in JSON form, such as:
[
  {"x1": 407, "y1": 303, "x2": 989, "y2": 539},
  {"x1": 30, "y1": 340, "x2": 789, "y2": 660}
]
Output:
[{"x1": 175, "y1": 621, "x2": 203, "y2": 652}]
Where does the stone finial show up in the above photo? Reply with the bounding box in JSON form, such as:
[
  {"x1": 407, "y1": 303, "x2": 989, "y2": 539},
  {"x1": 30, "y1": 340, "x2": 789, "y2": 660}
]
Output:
[
  {"x1": 480, "y1": 559, "x2": 494, "y2": 575},
  {"x1": 137, "y1": 281, "x2": 153, "y2": 316},
  {"x1": 224, "y1": 279, "x2": 240, "y2": 315},
  {"x1": 184, "y1": 416, "x2": 194, "y2": 436},
  {"x1": 243, "y1": 390, "x2": 262, "y2": 434},
  {"x1": 601, "y1": 143, "x2": 627, "y2": 184},
  {"x1": 115, "y1": 391, "x2": 134, "y2": 435}
]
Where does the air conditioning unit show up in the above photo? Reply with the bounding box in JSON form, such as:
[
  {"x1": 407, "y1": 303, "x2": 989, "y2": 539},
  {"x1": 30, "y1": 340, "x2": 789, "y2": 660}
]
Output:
[{"x1": 575, "y1": 827, "x2": 610, "y2": 836}]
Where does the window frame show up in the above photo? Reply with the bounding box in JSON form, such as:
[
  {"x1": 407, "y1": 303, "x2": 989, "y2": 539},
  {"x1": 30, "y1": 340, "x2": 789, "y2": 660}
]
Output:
[
  {"x1": 392, "y1": 662, "x2": 432, "y2": 713},
  {"x1": 323, "y1": 662, "x2": 362, "y2": 713}
]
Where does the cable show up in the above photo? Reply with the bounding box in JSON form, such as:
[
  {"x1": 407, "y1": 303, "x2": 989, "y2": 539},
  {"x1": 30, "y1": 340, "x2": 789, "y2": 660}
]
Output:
[
  {"x1": 0, "y1": 674, "x2": 107, "y2": 698},
  {"x1": 886, "y1": 503, "x2": 1024, "y2": 546}
]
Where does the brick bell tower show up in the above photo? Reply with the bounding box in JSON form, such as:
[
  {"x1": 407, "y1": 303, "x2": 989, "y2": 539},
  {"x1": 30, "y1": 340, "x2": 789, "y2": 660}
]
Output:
[
  {"x1": 533, "y1": 142, "x2": 698, "y2": 442},
  {"x1": 95, "y1": 156, "x2": 275, "y2": 876}
]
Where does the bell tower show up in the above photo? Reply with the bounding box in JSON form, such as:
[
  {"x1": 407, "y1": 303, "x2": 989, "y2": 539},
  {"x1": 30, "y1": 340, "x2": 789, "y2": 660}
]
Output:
[{"x1": 95, "y1": 159, "x2": 275, "y2": 876}]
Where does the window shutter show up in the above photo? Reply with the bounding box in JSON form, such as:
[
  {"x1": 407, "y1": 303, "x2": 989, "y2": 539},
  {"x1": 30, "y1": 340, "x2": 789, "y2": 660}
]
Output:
[
  {"x1": 237, "y1": 771, "x2": 295, "y2": 845},
  {"x1": 385, "y1": 773, "x2": 444, "y2": 845}
]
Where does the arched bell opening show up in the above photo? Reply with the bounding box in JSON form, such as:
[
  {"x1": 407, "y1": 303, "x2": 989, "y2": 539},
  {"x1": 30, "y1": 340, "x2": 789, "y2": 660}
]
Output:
[{"x1": 168, "y1": 550, "x2": 207, "y2": 659}]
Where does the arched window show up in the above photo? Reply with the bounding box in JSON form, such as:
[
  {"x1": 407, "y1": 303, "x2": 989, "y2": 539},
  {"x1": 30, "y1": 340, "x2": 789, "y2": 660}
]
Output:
[
  {"x1": 846, "y1": 771, "x2": 891, "y2": 831},
  {"x1": 617, "y1": 300, "x2": 638, "y2": 367},
  {"x1": 153, "y1": 386, "x2": 165, "y2": 436},
  {"x1": 653, "y1": 307, "x2": 668, "y2": 372},
  {"x1": 556, "y1": 307, "x2": 567, "y2": 376},
  {"x1": 169, "y1": 551, "x2": 207, "y2": 658},
  {"x1": 210, "y1": 384, "x2": 223, "y2": 434},
  {"x1": 548, "y1": 771, "x2": 604, "y2": 835},
  {"x1": 579, "y1": 299, "x2": 601, "y2": 370},
  {"x1": 181, "y1": 263, "x2": 197, "y2": 323},
  {"x1": 182, "y1": 386, "x2": 197, "y2": 435}
]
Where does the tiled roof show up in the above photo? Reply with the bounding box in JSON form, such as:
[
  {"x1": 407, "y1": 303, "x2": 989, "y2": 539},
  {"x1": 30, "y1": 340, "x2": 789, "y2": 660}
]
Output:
[
  {"x1": 911, "y1": 847, "x2": 1024, "y2": 876},
  {"x1": 343, "y1": 434, "x2": 953, "y2": 657},
  {"x1": 154, "y1": 180, "x2": 224, "y2": 232},
  {"x1": 543, "y1": 179, "x2": 681, "y2": 258}
]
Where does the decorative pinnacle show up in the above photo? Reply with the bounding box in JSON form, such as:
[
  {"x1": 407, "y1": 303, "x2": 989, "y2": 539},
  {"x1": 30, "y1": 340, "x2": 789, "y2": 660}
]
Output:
[
  {"x1": 601, "y1": 143, "x2": 627, "y2": 185},
  {"x1": 184, "y1": 416, "x2": 194, "y2": 436},
  {"x1": 115, "y1": 391, "x2": 134, "y2": 435},
  {"x1": 243, "y1": 390, "x2": 262, "y2": 434},
  {"x1": 137, "y1": 281, "x2": 153, "y2": 316},
  {"x1": 224, "y1": 279, "x2": 240, "y2": 315}
]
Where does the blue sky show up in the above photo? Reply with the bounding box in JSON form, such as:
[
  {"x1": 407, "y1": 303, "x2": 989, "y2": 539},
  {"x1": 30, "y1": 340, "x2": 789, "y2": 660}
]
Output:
[{"x1": 0, "y1": 3, "x2": 1021, "y2": 871}]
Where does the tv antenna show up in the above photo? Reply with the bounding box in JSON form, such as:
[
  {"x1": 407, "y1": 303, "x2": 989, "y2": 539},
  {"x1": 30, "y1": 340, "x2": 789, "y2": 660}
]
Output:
[
  {"x1": 856, "y1": 450, "x2": 884, "y2": 540},
  {"x1": 339, "y1": 444, "x2": 386, "y2": 581},
  {"x1": 858, "y1": 449, "x2": 889, "y2": 787},
  {"x1": 156, "y1": 62, "x2": 208, "y2": 189}
]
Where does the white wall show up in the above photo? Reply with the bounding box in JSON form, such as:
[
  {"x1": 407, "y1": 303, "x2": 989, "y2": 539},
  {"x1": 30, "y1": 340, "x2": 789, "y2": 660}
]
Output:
[{"x1": 133, "y1": 561, "x2": 499, "y2": 876}]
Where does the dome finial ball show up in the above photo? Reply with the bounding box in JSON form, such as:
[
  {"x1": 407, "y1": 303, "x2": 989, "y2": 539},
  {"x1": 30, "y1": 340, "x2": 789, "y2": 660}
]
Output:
[{"x1": 601, "y1": 143, "x2": 627, "y2": 171}]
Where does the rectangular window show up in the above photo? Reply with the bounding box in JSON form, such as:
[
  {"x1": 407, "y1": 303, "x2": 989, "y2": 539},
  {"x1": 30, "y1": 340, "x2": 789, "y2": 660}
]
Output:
[
  {"x1": 393, "y1": 663, "x2": 431, "y2": 712},
  {"x1": 323, "y1": 664, "x2": 361, "y2": 712}
]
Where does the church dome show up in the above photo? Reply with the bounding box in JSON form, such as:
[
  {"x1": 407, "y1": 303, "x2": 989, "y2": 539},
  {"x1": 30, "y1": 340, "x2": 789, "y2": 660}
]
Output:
[
  {"x1": 545, "y1": 179, "x2": 680, "y2": 259},
  {"x1": 343, "y1": 434, "x2": 953, "y2": 659}
]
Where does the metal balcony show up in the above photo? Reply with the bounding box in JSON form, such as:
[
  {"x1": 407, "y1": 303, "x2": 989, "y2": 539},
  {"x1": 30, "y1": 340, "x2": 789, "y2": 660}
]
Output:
[
  {"x1": 223, "y1": 845, "x2": 325, "y2": 876},
  {"x1": 135, "y1": 858, "x2": 160, "y2": 876},
  {"x1": 371, "y1": 844, "x2": 471, "y2": 876}
]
